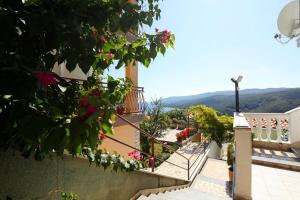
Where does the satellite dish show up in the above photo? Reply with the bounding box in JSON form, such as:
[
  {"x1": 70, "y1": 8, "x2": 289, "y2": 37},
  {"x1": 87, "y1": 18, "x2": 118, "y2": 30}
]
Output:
[{"x1": 277, "y1": 0, "x2": 300, "y2": 38}]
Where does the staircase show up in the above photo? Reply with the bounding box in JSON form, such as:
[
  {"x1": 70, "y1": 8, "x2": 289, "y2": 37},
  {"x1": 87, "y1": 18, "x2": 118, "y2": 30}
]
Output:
[
  {"x1": 252, "y1": 147, "x2": 300, "y2": 171},
  {"x1": 137, "y1": 159, "x2": 232, "y2": 200},
  {"x1": 137, "y1": 188, "x2": 227, "y2": 200}
]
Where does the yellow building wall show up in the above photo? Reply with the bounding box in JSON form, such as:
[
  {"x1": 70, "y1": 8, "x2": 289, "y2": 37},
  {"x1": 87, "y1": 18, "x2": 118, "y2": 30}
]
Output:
[{"x1": 100, "y1": 124, "x2": 140, "y2": 159}]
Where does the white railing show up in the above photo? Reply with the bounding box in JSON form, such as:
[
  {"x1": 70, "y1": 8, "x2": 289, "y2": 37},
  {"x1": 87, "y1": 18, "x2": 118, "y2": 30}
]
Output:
[{"x1": 244, "y1": 113, "x2": 290, "y2": 143}]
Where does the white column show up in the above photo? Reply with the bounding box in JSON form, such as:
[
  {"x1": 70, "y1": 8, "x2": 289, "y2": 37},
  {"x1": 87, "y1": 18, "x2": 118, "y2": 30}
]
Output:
[
  {"x1": 234, "y1": 113, "x2": 252, "y2": 200},
  {"x1": 257, "y1": 117, "x2": 262, "y2": 141},
  {"x1": 276, "y1": 117, "x2": 282, "y2": 143},
  {"x1": 266, "y1": 116, "x2": 271, "y2": 141}
]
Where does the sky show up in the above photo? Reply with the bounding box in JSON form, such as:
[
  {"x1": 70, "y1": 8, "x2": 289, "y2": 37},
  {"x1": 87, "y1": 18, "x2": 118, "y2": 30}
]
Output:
[{"x1": 107, "y1": 0, "x2": 299, "y2": 100}]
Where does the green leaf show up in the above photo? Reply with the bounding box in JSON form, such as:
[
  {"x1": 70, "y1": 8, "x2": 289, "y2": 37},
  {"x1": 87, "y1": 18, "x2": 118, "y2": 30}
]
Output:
[
  {"x1": 17, "y1": 115, "x2": 53, "y2": 144},
  {"x1": 159, "y1": 45, "x2": 166, "y2": 55},
  {"x1": 42, "y1": 127, "x2": 66, "y2": 152},
  {"x1": 69, "y1": 119, "x2": 89, "y2": 154}
]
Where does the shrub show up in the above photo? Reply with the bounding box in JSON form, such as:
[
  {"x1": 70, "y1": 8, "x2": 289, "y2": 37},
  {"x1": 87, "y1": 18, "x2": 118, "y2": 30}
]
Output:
[{"x1": 227, "y1": 143, "x2": 234, "y2": 167}]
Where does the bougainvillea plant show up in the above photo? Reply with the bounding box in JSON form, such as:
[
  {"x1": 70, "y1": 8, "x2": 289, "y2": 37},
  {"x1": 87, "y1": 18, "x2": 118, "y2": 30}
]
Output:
[{"x1": 0, "y1": 0, "x2": 175, "y2": 168}]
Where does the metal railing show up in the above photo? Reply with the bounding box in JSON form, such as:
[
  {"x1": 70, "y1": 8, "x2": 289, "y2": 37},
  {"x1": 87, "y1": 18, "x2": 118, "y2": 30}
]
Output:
[
  {"x1": 107, "y1": 114, "x2": 208, "y2": 180},
  {"x1": 60, "y1": 77, "x2": 146, "y2": 114},
  {"x1": 96, "y1": 82, "x2": 146, "y2": 114},
  {"x1": 123, "y1": 87, "x2": 146, "y2": 114}
]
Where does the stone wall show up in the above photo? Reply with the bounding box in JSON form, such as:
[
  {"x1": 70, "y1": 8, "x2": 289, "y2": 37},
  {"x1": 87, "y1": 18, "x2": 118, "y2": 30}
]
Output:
[{"x1": 0, "y1": 151, "x2": 188, "y2": 200}]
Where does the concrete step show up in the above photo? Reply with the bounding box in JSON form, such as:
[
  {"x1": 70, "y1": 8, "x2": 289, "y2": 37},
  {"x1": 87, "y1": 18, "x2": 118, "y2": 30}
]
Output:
[
  {"x1": 138, "y1": 188, "x2": 229, "y2": 200},
  {"x1": 291, "y1": 148, "x2": 300, "y2": 157},
  {"x1": 253, "y1": 149, "x2": 300, "y2": 162},
  {"x1": 252, "y1": 155, "x2": 300, "y2": 171}
]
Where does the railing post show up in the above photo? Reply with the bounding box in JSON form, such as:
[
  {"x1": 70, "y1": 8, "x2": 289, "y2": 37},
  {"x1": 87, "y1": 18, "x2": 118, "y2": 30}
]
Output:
[
  {"x1": 187, "y1": 159, "x2": 190, "y2": 180},
  {"x1": 233, "y1": 113, "x2": 252, "y2": 200},
  {"x1": 151, "y1": 139, "x2": 155, "y2": 172}
]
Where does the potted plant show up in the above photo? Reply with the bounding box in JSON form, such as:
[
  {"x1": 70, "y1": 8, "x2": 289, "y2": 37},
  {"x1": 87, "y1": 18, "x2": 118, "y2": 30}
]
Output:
[{"x1": 227, "y1": 143, "x2": 234, "y2": 182}]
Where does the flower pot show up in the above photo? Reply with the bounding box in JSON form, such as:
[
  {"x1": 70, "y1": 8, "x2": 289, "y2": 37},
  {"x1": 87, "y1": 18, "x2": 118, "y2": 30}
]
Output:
[{"x1": 228, "y1": 166, "x2": 233, "y2": 182}]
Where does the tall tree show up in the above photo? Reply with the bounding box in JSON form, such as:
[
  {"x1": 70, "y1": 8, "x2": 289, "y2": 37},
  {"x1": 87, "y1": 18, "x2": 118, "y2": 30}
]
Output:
[{"x1": 140, "y1": 98, "x2": 168, "y2": 153}]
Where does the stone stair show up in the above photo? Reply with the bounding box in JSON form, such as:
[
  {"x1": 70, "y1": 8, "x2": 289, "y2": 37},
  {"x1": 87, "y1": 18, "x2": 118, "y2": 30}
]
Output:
[
  {"x1": 252, "y1": 148, "x2": 300, "y2": 171},
  {"x1": 138, "y1": 188, "x2": 227, "y2": 200},
  {"x1": 137, "y1": 159, "x2": 232, "y2": 200}
]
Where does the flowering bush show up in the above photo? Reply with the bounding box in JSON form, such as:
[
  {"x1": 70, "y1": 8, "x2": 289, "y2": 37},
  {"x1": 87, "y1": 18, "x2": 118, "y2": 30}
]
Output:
[
  {"x1": 84, "y1": 148, "x2": 143, "y2": 172},
  {"x1": 176, "y1": 128, "x2": 190, "y2": 142}
]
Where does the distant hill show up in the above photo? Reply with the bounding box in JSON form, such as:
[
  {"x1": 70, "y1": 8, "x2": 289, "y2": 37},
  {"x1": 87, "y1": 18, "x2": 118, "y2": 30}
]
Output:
[{"x1": 162, "y1": 88, "x2": 300, "y2": 114}]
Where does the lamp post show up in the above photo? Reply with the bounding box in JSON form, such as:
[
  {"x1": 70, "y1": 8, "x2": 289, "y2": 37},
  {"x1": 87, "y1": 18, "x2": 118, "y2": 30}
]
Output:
[{"x1": 231, "y1": 76, "x2": 243, "y2": 113}]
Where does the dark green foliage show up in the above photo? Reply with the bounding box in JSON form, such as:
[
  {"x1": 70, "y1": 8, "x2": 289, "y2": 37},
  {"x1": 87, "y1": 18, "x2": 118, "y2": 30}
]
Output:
[
  {"x1": 0, "y1": 0, "x2": 175, "y2": 162},
  {"x1": 189, "y1": 105, "x2": 233, "y2": 147},
  {"x1": 227, "y1": 143, "x2": 234, "y2": 167},
  {"x1": 61, "y1": 192, "x2": 79, "y2": 200}
]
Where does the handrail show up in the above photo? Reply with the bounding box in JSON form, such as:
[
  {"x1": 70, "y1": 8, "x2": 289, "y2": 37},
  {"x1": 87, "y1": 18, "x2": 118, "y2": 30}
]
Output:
[
  {"x1": 116, "y1": 114, "x2": 189, "y2": 161},
  {"x1": 104, "y1": 135, "x2": 187, "y2": 171},
  {"x1": 106, "y1": 114, "x2": 207, "y2": 180},
  {"x1": 189, "y1": 145, "x2": 206, "y2": 170}
]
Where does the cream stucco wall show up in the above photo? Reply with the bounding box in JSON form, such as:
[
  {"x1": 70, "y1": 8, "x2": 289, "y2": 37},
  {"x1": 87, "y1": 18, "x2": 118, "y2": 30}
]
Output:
[{"x1": 234, "y1": 113, "x2": 252, "y2": 200}]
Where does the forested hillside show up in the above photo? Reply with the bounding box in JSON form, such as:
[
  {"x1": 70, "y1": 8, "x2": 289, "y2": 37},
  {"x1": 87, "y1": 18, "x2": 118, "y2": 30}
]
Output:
[{"x1": 162, "y1": 88, "x2": 300, "y2": 114}]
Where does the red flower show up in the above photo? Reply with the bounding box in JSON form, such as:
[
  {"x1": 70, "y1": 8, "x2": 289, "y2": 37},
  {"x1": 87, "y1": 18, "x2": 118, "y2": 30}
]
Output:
[
  {"x1": 36, "y1": 72, "x2": 58, "y2": 87},
  {"x1": 90, "y1": 89, "x2": 101, "y2": 97},
  {"x1": 79, "y1": 100, "x2": 89, "y2": 107},
  {"x1": 79, "y1": 106, "x2": 97, "y2": 121},
  {"x1": 79, "y1": 95, "x2": 89, "y2": 107}
]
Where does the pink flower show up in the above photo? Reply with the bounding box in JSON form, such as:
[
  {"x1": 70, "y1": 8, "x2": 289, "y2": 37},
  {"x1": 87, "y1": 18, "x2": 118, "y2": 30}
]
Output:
[
  {"x1": 36, "y1": 72, "x2": 58, "y2": 87},
  {"x1": 108, "y1": 53, "x2": 113, "y2": 59},
  {"x1": 160, "y1": 30, "x2": 171, "y2": 44},
  {"x1": 149, "y1": 157, "x2": 155, "y2": 168},
  {"x1": 128, "y1": 150, "x2": 143, "y2": 160},
  {"x1": 79, "y1": 106, "x2": 97, "y2": 121},
  {"x1": 155, "y1": 28, "x2": 159, "y2": 32},
  {"x1": 98, "y1": 131, "x2": 106, "y2": 140}
]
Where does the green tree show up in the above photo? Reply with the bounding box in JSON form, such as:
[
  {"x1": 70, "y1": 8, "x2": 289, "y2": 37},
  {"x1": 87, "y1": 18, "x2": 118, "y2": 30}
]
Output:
[
  {"x1": 189, "y1": 105, "x2": 233, "y2": 147},
  {"x1": 0, "y1": 0, "x2": 174, "y2": 162},
  {"x1": 140, "y1": 98, "x2": 168, "y2": 153}
]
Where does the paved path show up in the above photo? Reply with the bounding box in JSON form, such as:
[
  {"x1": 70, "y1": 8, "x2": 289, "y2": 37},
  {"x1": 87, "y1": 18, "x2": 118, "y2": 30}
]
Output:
[
  {"x1": 252, "y1": 164, "x2": 300, "y2": 200},
  {"x1": 156, "y1": 129, "x2": 181, "y2": 143},
  {"x1": 191, "y1": 158, "x2": 232, "y2": 199}
]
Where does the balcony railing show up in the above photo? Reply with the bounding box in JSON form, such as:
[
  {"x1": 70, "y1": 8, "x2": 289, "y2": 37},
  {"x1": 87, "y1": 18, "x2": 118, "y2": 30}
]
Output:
[
  {"x1": 61, "y1": 77, "x2": 146, "y2": 114},
  {"x1": 244, "y1": 113, "x2": 290, "y2": 143},
  {"x1": 123, "y1": 86, "x2": 146, "y2": 114}
]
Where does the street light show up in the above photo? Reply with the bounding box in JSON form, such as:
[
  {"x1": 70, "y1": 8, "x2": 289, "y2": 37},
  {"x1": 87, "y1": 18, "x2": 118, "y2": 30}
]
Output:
[{"x1": 231, "y1": 76, "x2": 243, "y2": 113}]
